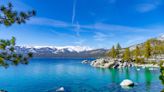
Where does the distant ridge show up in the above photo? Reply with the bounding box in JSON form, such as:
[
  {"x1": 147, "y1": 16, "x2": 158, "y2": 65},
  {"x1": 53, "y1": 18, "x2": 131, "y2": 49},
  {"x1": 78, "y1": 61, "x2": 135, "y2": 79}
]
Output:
[{"x1": 15, "y1": 46, "x2": 107, "y2": 58}]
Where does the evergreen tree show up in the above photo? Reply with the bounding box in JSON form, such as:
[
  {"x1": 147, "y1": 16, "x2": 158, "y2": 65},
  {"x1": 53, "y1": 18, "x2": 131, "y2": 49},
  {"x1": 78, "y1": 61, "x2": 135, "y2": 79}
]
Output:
[
  {"x1": 116, "y1": 43, "x2": 121, "y2": 58},
  {"x1": 0, "y1": 3, "x2": 35, "y2": 67},
  {"x1": 109, "y1": 46, "x2": 116, "y2": 58},
  {"x1": 123, "y1": 48, "x2": 131, "y2": 62},
  {"x1": 144, "y1": 40, "x2": 152, "y2": 59},
  {"x1": 116, "y1": 43, "x2": 121, "y2": 50},
  {"x1": 134, "y1": 46, "x2": 141, "y2": 63}
]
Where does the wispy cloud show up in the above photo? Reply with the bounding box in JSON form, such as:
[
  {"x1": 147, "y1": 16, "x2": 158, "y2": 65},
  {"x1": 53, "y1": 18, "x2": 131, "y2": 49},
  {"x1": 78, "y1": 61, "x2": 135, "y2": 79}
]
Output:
[
  {"x1": 73, "y1": 39, "x2": 85, "y2": 45},
  {"x1": 74, "y1": 22, "x2": 80, "y2": 37},
  {"x1": 72, "y1": 0, "x2": 77, "y2": 24},
  {"x1": 125, "y1": 36, "x2": 147, "y2": 46},
  {"x1": 94, "y1": 32, "x2": 113, "y2": 41},
  {"x1": 27, "y1": 17, "x2": 71, "y2": 28},
  {"x1": 81, "y1": 23, "x2": 151, "y2": 32},
  {"x1": 136, "y1": 0, "x2": 161, "y2": 13},
  {"x1": 27, "y1": 17, "x2": 162, "y2": 33}
]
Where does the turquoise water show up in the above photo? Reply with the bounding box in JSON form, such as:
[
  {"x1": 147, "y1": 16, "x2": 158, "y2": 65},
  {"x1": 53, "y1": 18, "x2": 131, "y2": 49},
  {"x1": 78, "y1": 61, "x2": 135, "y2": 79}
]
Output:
[{"x1": 0, "y1": 58, "x2": 163, "y2": 92}]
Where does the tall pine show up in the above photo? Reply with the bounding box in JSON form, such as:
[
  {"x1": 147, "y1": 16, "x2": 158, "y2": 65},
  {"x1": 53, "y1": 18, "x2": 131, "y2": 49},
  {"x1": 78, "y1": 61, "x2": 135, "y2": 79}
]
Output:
[
  {"x1": 134, "y1": 46, "x2": 141, "y2": 63},
  {"x1": 116, "y1": 43, "x2": 121, "y2": 58},
  {"x1": 109, "y1": 46, "x2": 116, "y2": 58},
  {"x1": 123, "y1": 48, "x2": 131, "y2": 62},
  {"x1": 144, "y1": 40, "x2": 152, "y2": 59}
]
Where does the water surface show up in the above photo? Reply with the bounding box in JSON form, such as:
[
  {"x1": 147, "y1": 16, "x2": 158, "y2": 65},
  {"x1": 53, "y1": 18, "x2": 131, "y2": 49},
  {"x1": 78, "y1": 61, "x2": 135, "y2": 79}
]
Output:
[{"x1": 0, "y1": 58, "x2": 163, "y2": 92}]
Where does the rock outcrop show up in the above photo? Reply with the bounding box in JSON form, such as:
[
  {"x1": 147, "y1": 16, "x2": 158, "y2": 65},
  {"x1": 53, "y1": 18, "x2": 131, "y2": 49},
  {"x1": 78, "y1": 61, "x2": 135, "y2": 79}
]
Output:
[{"x1": 90, "y1": 58, "x2": 134, "y2": 68}]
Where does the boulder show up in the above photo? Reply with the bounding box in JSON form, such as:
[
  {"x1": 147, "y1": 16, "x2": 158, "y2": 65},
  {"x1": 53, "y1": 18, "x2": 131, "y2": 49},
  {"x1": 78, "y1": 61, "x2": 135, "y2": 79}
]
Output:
[
  {"x1": 56, "y1": 87, "x2": 64, "y2": 92},
  {"x1": 102, "y1": 61, "x2": 115, "y2": 68},
  {"x1": 81, "y1": 60, "x2": 89, "y2": 64},
  {"x1": 120, "y1": 79, "x2": 134, "y2": 87},
  {"x1": 90, "y1": 58, "x2": 115, "y2": 68}
]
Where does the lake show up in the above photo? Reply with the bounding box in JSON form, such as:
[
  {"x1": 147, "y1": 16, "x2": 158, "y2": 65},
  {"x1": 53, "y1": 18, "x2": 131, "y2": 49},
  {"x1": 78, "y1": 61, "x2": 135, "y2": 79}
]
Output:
[{"x1": 0, "y1": 58, "x2": 163, "y2": 92}]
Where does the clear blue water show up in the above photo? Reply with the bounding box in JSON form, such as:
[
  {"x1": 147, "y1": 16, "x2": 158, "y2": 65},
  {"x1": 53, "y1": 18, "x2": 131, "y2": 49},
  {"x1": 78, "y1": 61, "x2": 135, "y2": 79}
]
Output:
[{"x1": 0, "y1": 58, "x2": 163, "y2": 92}]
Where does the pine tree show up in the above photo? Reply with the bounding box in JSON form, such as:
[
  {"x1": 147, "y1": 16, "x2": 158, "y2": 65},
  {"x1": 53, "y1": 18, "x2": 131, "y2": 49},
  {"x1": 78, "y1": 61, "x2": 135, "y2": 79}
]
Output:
[
  {"x1": 116, "y1": 43, "x2": 121, "y2": 58},
  {"x1": 0, "y1": 3, "x2": 35, "y2": 67},
  {"x1": 144, "y1": 40, "x2": 152, "y2": 59},
  {"x1": 134, "y1": 46, "x2": 141, "y2": 63},
  {"x1": 123, "y1": 48, "x2": 131, "y2": 62},
  {"x1": 109, "y1": 46, "x2": 116, "y2": 58}
]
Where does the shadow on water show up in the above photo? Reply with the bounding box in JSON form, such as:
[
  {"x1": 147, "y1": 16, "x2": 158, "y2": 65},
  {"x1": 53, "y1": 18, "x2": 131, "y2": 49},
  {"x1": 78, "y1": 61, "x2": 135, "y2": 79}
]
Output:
[
  {"x1": 108, "y1": 68, "x2": 120, "y2": 83},
  {"x1": 159, "y1": 64, "x2": 164, "y2": 92},
  {"x1": 144, "y1": 68, "x2": 152, "y2": 92}
]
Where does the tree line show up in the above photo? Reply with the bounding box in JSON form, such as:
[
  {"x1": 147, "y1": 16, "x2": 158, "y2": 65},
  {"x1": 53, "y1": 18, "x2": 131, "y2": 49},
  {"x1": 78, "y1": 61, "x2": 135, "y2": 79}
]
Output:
[{"x1": 108, "y1": 39, "x2": 164, "y2": 64}]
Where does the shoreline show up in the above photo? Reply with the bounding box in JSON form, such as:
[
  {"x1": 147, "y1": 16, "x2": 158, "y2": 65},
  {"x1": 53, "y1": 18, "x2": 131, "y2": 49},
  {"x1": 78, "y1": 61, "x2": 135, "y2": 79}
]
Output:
[{"x1": 86, "y1": 58, "x2": 161, "y2": 68}]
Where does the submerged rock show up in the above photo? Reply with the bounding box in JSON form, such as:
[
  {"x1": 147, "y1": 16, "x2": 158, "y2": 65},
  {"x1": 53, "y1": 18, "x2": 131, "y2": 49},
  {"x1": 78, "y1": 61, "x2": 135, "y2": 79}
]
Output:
[
  {"x1": 136, "y1": 68, "x2": 140, "y2": 71},
  {"x1": 56, "y1": 87, "x2": 64, "y2": 92},
  {"x1": 0, "y1": 90, "x2": 7, "y2": 92},
  {"x1": 120, "y1": 79, "x2": 134, "y2": 87}
]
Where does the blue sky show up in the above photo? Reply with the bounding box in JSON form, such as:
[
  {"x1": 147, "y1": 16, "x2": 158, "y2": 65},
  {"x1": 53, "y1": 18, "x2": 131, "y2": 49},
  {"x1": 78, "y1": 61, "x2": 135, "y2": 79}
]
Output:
[{"x1": 0, "y1": 0, "x2": 164, "y2": 49}]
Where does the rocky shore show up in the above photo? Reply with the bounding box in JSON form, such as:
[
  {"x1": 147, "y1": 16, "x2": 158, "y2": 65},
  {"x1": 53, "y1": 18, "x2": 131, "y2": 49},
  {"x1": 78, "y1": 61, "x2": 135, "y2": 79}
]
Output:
[
  {"x1": 90, "y1": 58, "x2": 134, "y2": 68},
  {"x1": 82, "y1": 58, "x2": 159, "y2": 68}
]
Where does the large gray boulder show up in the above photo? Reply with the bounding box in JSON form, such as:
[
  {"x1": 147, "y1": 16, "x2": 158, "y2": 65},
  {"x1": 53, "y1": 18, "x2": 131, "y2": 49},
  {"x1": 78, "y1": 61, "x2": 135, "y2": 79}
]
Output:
[
  {"x1": 120, "y1": 79, "x2": 134, "y2": 87},
  {"x1": 90, "y1": 58, "x2": 115, "y2": 68}
]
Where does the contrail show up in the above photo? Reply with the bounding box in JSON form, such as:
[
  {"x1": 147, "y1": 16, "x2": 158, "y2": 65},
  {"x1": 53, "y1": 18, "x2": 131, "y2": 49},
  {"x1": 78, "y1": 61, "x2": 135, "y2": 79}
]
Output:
[
  {"x1": 72, "y1": 0, "x2": 77, "y2": 24},
  {"x1": 75, "y1": 22, "x2": 80, "y2": 37}
]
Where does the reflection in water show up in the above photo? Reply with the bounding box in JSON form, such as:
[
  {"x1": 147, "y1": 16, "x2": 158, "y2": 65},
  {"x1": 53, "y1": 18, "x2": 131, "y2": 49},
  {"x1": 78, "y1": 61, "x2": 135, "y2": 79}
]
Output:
[
  {"x1": 159, "y1": 63, "x2": 164, "y2": 92},
  {"x1": 125, "y1": 68, "x2": 130, "y2": 79},
  {"x1": 109, "y1": 69, "x2": 119, "y2": 83},
  {"x1": 145, "y1": 68, "x2": 152, "y2": 92},
  {"x1": 135, "y1": 68, "x2": 139, "y2": 83}
]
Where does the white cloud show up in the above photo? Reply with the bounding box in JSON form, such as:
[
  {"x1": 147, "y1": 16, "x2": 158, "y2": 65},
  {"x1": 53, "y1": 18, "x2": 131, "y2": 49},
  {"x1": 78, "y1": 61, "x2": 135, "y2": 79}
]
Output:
[
  {"x1": 94, "y1": 32, "x2": 113, "y2": 41},
  {"x1": 137, "y1": 4, "x2": 157, "y2": 13},
  {"x1": 81, "y1": 23, "x2": 151, "y2": 32},
  {"x1": 27, "y1": 17, "x2": 71, "y2": 28},
  {"x1": 27, "y1": 17, "x2": 164, "y2": 34},
  {"x1": 136, "y1": 0, "x2": 161, "y2": 13}
]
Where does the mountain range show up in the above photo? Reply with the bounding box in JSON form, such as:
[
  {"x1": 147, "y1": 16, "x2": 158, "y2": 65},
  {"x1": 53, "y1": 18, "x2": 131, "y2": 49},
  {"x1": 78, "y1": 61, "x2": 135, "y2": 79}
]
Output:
[{"x1": 15, "y1": 46, "x2": 107, "y2": 58}]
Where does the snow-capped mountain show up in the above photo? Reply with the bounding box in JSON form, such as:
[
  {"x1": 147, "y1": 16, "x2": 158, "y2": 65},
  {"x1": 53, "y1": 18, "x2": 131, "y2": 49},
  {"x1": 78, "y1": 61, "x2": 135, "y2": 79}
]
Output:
[{"x1": 15, "y1": 46, "x2": 107, "y2": 58}]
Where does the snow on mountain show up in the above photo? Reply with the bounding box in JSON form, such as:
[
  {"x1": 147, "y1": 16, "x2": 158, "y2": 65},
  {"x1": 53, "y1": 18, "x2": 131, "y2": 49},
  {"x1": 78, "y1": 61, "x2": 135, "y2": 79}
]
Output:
[
  {"x1": 157, "y1": 35, "x2": 164, "y2": 41},
  {"x1": 18, "y1": 45, "x2": 93, "y2": 52},
  {"x1": 15, "y1": 45, "x2": 106, "y2": 58}
]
